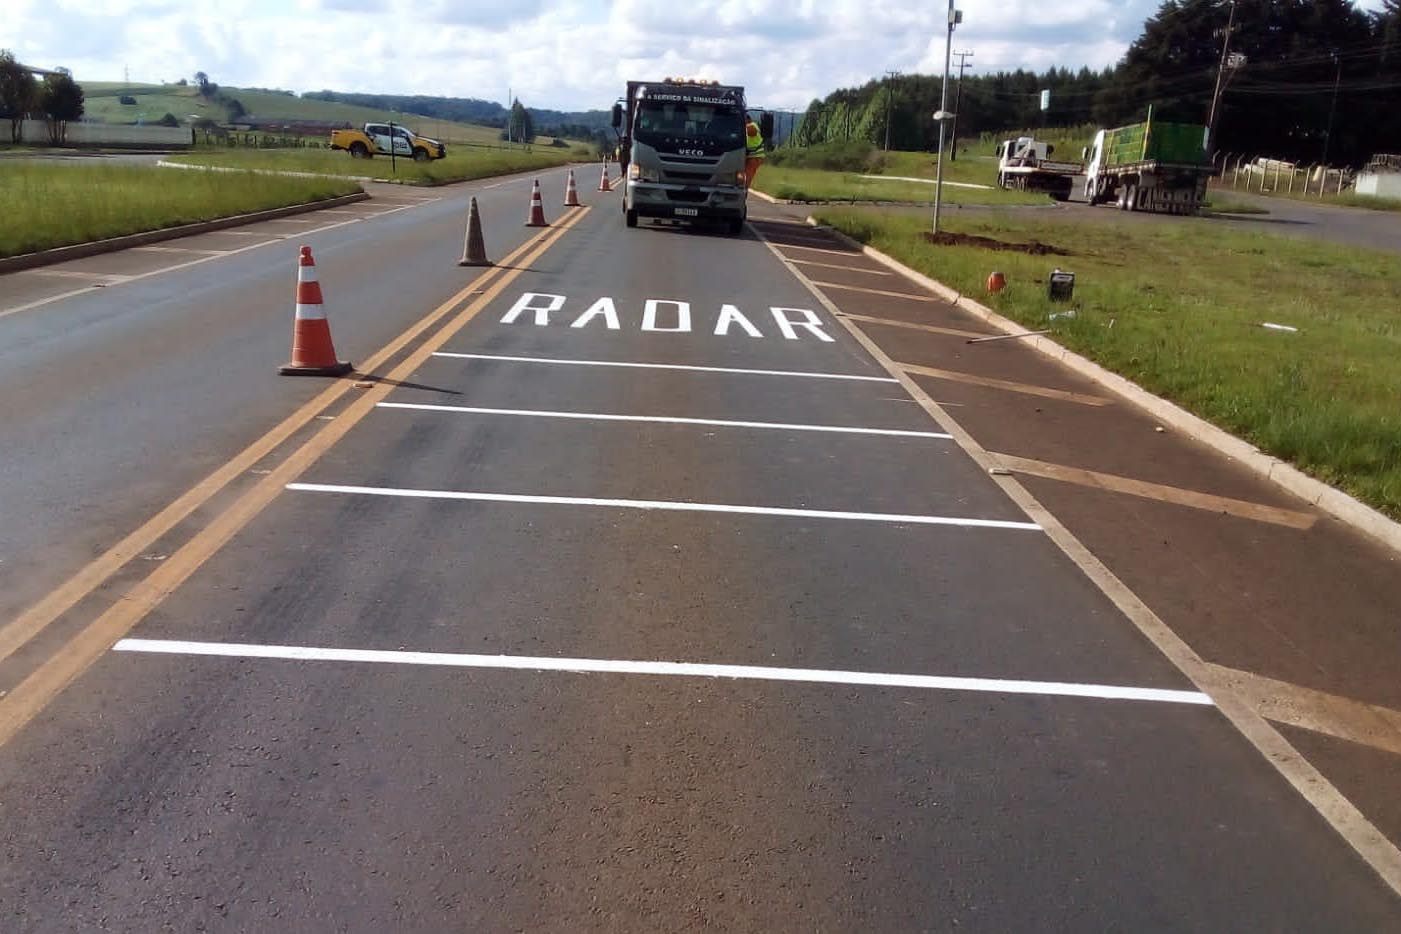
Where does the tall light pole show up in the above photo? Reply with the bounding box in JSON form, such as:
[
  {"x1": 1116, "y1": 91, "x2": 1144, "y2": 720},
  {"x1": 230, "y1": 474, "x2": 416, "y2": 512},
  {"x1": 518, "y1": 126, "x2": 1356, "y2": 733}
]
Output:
[
  {"x1": 1321, "y1": 52, "x2": 1342, "y2": 165},
  {"x1": 1206, "y1": 0, "x2": 1238, "y2": 153},
  {"x1": 932, "y1": 0, "x2": 961, "y2": 235},
  {"x1": 883, "y1": 70, "x2": 901, "y2": 151}
]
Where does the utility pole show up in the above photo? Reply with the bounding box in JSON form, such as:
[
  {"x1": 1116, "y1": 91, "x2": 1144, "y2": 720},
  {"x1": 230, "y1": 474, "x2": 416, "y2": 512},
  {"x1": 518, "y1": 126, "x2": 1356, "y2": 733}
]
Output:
[
  {"x1": 883, "y1": 70, "x2": 901, "y2": 151},
  {"x1": 932, "y1": 0, "x2": 961, "y2": 235},
  {"x1": 949, "y1": 50, "x2": 973, "y2": 161},
  {"x1": 1321, "y1": 52, "x2": 1342, "y2": 165},
  {"x1": 1206, "y1": 0, "x2": 1238, "y2": 153}
]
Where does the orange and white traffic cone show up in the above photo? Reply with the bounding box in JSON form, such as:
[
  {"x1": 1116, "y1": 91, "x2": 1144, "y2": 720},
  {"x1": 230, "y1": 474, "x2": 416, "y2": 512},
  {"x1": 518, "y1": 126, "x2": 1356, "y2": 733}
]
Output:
[
  {"x1": 563, "y1": 169, "x2": 581, "y2": 207},
  {"x1": 525, "y1": 178, "x2": 549, "y2": 227},
  {"x1": 279, "y1": 245, "x2": 352, "y2": 377},
  {"x1": 598, "y1": 160, "x2": 611, "y2": 192}
]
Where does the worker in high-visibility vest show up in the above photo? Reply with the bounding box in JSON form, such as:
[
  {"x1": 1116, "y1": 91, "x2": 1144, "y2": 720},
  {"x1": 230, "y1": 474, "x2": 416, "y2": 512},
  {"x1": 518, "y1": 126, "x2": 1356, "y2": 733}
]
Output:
[{"x1": 744, "y1": 118, "x2": 766, "y2": 187}]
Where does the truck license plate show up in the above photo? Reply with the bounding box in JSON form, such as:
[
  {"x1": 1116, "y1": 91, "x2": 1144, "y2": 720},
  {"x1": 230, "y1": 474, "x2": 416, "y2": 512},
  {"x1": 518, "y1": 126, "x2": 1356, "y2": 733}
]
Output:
[{"x1": 673, "y1": 207, "x2": 699, "y2": 217}]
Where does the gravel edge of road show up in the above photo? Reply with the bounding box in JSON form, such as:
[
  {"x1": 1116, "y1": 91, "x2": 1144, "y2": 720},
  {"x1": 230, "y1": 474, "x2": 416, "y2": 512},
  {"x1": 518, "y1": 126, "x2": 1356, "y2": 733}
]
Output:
[
  {"x1": 803, "y1": 215, "x2": 1401, "y2": 559},
  {"x1": 0, "y1": 191, "x2": 372, "y2": 275}
]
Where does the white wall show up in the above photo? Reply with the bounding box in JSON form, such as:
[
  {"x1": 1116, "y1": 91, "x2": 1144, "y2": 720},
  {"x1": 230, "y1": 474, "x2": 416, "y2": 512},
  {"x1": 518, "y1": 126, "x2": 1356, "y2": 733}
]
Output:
[
  {"x1": 1355, "y1": 170, "x2": 1401, "y2": 199},
  {"x1": 18, "y1": 119, "x2": 193, "y2": 147}
]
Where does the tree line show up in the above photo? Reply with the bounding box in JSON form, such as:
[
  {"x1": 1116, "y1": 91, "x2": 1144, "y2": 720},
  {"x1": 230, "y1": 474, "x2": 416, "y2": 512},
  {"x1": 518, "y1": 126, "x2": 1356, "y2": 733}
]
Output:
[
  {"x1": 0, "y1": 50, "x2": 85, "y2": 144},
  {"x1": 795, "y1": 0, "x2": 1401, "y2": 164}
]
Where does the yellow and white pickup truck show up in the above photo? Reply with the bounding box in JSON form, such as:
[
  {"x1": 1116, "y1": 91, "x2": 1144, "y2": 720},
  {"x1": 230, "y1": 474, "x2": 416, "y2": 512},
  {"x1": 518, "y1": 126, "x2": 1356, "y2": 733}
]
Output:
[{"x1": 329, "y1": 123, "x2": 447, "y2": 161}]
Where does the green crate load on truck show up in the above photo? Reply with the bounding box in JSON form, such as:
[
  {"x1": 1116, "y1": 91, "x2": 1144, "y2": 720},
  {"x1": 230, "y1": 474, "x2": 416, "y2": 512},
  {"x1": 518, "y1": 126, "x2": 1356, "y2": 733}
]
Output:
[{"x1": 1103, "y1": 108, "x2": 1210, "y2": 169}]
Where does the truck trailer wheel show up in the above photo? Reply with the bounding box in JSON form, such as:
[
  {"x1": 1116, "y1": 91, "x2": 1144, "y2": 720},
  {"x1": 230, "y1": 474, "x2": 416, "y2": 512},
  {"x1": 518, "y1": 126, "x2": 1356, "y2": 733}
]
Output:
[
  {"x1": 349, "y1": 142, "x2": 370, "y2": 159},
  {"x1": 625, "y1": 207, "x2": 638, "y2": 228}
]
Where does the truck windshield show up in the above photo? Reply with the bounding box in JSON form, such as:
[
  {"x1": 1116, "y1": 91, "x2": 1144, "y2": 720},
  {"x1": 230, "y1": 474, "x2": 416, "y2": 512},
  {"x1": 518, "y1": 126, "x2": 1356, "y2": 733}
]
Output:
[{"x1": 633, "y1": 100, "x2": 744, "y2": 156}]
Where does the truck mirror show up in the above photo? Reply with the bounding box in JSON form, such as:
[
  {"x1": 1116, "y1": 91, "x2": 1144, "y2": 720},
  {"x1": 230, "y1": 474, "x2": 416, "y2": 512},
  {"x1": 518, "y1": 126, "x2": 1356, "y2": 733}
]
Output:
[
  {"x1": 1047, "y1": 144, "x2": 1055, "y2": 155},
  {"x1": 760, "y1": 112, "x2": 775, "y2": 141},
  {"x1": 611, "y1": 104, "x2": 623, "y2": 129},
  {"x1": 1081, "y1": 147, "x2": 1089, "y2": 160}
]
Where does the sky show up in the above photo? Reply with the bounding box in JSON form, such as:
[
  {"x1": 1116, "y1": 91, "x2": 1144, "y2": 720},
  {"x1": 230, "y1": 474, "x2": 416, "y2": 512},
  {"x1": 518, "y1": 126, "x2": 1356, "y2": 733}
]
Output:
[{"x1": 3, "y1": 0, "x2": 1390, "y2": 113}]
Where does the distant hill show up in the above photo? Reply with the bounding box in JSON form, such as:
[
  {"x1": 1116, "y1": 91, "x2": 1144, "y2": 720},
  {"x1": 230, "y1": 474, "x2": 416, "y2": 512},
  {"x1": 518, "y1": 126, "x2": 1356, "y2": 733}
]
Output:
[
  {"x1": 79, "y1": 82, "x2": 586, "y2": 145},
  {"x1": 301, "y1": 90, "x2": 611, "y2": 138}
]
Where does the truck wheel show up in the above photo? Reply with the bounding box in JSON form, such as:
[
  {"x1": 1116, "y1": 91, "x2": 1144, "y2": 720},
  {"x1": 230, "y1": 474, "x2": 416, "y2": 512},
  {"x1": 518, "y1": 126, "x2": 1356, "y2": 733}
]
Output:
[
  {"x1": 349, "y1": 142, "x2": 370, "y2": 159},
  {"x1": 625, "y1": 208, "x2": 638, "y2": 228},
  {"x1": 412, "y1": 148, "x2": 430, "y2": 163}
]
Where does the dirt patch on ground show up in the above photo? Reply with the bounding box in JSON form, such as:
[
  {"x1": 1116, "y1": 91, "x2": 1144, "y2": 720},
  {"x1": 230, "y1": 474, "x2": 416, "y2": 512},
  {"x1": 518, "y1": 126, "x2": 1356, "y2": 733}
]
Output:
[{"x1": 921, "y1": 230, "x2": 1072, "y2": 255}]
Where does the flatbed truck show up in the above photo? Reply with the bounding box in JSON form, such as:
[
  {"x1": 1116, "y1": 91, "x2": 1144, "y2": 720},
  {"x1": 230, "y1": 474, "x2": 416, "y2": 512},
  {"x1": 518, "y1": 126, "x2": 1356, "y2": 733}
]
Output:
[
  {"x1": 1083, "y1": 108, "x2": 1212, "y2": 215},
  {"x1": 995, "y1": 137, "x2": 1079, "y2": 201}
]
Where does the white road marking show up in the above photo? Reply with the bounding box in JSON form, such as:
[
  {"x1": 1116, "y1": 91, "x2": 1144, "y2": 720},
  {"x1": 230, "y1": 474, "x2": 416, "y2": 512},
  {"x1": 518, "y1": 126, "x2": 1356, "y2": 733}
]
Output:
[
  {"x1": 17, "y1": 269, "x2": 132, "y2": 283},
  {"x1": 857, "y1": 174, "x2": 994, "y2": 190},
  {"x1": 375, "y1": 402, "x2": 955, "y2": 439},
  {"x1": 432, "y1": 352, "x2": 899, "y2": 383},
  {"x1": 112, "y1": 638, "x2": 1212, "y2": 706},
  {"x1": 755, "y1": 217, "x2": 1401, "y2": 899},
  {"x1": 286, "y1": 482, "x2": 1042, "y2": 530},
  {"x1": 130, "y1": 246, "x2": 227, "y2": 255},
  {"x1": 0, "y1": 197, "x2": 440, "y2": 321}
]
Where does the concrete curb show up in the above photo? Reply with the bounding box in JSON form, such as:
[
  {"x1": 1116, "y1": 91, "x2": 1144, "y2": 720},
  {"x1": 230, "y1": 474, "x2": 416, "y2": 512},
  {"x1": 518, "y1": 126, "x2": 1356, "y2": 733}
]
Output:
[
  {"x1": 156, "y1": 159, "x2": 379, "y2": 184},
  {"x1": 0, "y1": 192, "x2": 371, "y2": 276},
  {"x1": 750, "y1": 189, "x2": 781, "y2": 204},
  {"x1": 803, "y1": 216, "x2": 1401, "y2": 557}
]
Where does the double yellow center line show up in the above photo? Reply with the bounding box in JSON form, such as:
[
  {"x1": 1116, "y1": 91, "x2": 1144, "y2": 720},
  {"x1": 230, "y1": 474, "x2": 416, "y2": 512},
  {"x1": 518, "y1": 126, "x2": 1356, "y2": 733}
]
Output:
[{"x1": 0, "y1": 206, "x2": 591, "y2": 748}]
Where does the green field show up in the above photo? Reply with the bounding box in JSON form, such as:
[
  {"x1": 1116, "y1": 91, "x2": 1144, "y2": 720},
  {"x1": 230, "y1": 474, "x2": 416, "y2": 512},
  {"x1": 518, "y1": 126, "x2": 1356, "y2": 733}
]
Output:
[
  {"x1": 0, "y1": 162, "x2": 360, "y2": 258},
  {"x1": 81, "y1": 82, "x2": 541, "y2": 146},
  {"x1": 167, "y1": 145, "x2": 582, "y2": 185},
  {"x1": 756, "y1": 165, "x2": 1045, "y2": 205},
  {"x1": 757, "y1": 144, "x2": 1046, "y2": 206},
  {"x1": 814, "y1": 207, "x2": 1401, "y2": 518}
]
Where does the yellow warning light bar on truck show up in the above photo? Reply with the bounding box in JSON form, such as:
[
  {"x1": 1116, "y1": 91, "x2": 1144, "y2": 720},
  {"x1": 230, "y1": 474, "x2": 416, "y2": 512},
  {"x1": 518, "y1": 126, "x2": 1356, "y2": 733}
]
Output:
[{"x1": 663, "y1": 77, "x2": 721, "y2": 86}]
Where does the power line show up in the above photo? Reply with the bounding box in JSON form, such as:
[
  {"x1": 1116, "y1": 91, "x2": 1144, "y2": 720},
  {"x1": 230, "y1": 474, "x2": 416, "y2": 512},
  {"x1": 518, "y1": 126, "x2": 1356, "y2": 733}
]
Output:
[
  {"x1": 949, "y1": 50, "x2": 973, "y2": 160},
  {"x1": 883, "y1": 70, "x2": 901, "y2": 151}
]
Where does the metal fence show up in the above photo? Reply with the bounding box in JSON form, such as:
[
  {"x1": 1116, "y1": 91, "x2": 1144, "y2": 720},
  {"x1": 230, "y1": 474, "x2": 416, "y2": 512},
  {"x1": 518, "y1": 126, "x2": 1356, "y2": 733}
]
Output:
[{"x1": 1216, "y1": 152, "x2": 1352, "y2": 197}]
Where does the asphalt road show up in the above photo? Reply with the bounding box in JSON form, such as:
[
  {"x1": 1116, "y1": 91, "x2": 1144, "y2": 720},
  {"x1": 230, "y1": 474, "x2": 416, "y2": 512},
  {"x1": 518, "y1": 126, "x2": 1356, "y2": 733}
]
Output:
[
  {"x1": 1, "y1": 172, "x2": 1398, "y2": 930},
  {"x1": 1055, "y1": 171, "x2": 1401, "y2": 253}
]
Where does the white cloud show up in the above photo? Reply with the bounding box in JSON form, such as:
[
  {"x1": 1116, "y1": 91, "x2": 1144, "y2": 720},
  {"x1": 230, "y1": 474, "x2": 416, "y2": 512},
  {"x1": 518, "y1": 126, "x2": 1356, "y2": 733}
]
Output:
[{"x1": 12, "y1": 0, "x2": 1383, "y2": 113}]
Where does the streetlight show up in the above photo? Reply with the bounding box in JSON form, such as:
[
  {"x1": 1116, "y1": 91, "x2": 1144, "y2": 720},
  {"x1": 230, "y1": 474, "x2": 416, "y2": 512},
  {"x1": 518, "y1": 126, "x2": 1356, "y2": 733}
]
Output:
[{"x1": 931, "y1": 0, "x2": 962, "y2": 235}]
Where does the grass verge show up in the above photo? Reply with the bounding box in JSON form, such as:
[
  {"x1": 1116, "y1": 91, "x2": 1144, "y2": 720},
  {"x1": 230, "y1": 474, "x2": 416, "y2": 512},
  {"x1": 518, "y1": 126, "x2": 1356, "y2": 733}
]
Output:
[
  {"x1": 0, "y1": 162, "x2": 360, "y2": 258},
  {"x1": 814, "y1": 206, "x2": 1401, "y2": 518},
  {"x1": 755, "y1": 164, "x2": 1046, "y2": 206},
  {"x1": 168, "y1": 146, "x2": 580, "y2": 185},
  {"x1": 1204, "y1": 198, "x2": 1271, "y2": 215},
  {"x1": 1212, "y1": 181, "x2": 1401, "y2": 213}
]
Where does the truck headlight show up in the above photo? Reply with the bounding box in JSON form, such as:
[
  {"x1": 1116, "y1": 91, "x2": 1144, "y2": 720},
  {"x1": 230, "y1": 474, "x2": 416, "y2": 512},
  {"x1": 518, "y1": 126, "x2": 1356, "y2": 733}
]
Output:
[
  {"x1": 629, "y1": 164, "x2": 658, "y2": 182},
  {"x1": 735, "y1": 170, "x2": 747, "y2": 185}
]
